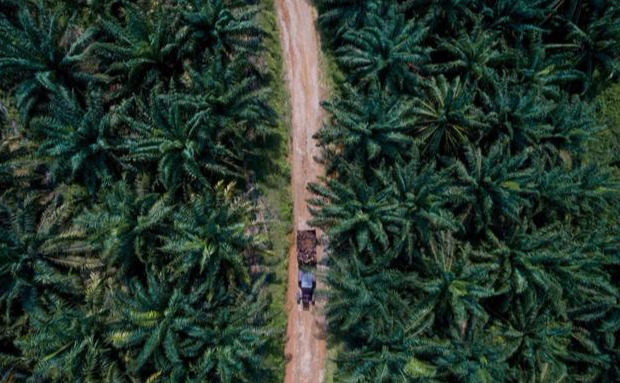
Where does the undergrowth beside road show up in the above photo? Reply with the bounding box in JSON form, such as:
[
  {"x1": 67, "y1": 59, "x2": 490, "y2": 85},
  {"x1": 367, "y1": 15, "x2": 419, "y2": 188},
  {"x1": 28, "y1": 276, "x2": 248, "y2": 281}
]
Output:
[
  {"x1": 258, "y1": 0, "x2": 293, "y2": 380},
  {"x1": 591, "y1": 83, "x2": 620, "y2": 175}
]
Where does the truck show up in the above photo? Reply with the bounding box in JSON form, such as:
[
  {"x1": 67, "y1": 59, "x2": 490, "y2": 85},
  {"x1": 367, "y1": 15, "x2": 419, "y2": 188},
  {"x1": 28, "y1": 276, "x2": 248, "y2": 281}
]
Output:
[{"x1": 296, "y1": 230, "x2": 317, "y2": 310}]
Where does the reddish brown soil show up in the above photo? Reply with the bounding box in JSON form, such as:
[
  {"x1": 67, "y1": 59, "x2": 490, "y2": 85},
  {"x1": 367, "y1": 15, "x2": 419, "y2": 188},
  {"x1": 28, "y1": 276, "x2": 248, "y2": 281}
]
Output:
[{"x1": 275, "y1": 0, "x2": 328, "y2": 382}]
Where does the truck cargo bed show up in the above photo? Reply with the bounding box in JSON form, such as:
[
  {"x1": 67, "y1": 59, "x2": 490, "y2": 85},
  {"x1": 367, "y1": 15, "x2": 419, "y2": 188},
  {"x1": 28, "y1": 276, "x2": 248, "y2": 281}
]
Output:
[{"x1": 296, "y1": 230, "x2": 317, "y2": 266}]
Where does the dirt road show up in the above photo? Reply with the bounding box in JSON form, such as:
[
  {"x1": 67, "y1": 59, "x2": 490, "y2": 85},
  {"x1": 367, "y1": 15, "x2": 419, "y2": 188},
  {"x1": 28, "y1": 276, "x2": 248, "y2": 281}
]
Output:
[{"x1": 275, "y1": 0, "x2": 327, "y2": 382}]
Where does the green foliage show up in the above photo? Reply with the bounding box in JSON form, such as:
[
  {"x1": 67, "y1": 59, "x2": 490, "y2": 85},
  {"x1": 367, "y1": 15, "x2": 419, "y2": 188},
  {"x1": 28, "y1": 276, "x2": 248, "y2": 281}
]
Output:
[
  {"x1": 181, "y1": 0, "x2": 264, "y2": 59},
  {"x1": 92, "y1": 2, "x2": 186, "y2": 97},
  {"x1": 315, "y1": 0, "x2": 620, "y2": 381},
  {"x1": 555, "y1": 4, "x2": 620, "y2": 90},
  {"x1": 0, "y1": 187, "x2": 90, "y2": 322},
  {"x1": 109, "y1": 273, "x2": 275, "y2": 382},
  {"x1": 31, "y1": 90, "x2": 120, "y2": 193},
  {"x1": 316, "y1": 0, "x2": 375, "y2": 39},
  {"x1": 10, "y1": 292, "x2": 123, "y2": 383},
  {"x1": 75, "y1": 181, "x2": 172, "y2": 276},
  {"x1": 589, "y1": 82, "x2": 620, "y2": 171},
  {"x1": 412, "y1": 76, "x2": 488, "y2": 156},
  {"x1": 160, "y1": 182, "x2": 254, "y2": 290},
  {"x1": 316, "y1": 84, "x2": 415, "y2": 170},
  {"x1": 309, "y1": 168, "x2": 402, "y2": 255},
  {"x1": 336, "y1": 3, "x2": 429, "y2": 92},
  {"x1": 118, "y1": 93, "x2": 243, "y2": 192},
  {"x1": 426, "y1": 22, "x2": 507, "y2": 86},
  {"x1": 186, "y1": 55, "x2": 276, "y2": 154},
  {"x1": 0, "y1": 0, "x2": 282, "y2": 381},
  {"x1": 0, "y1": 1, "x2": 105, "y2": 122}
]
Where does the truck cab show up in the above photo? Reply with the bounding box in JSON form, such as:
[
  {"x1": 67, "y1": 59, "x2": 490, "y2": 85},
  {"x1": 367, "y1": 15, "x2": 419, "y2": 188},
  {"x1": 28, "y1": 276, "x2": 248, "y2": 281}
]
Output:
[{"x1": 297, "y1": 270, "x2": 316, "y2": 309}]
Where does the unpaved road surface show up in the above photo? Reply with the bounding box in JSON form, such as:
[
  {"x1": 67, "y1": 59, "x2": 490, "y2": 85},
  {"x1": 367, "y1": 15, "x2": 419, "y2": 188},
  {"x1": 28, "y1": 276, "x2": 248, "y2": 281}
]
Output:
[{"x1": 275, "y1": 0, "x2": 327, "y2": 382}]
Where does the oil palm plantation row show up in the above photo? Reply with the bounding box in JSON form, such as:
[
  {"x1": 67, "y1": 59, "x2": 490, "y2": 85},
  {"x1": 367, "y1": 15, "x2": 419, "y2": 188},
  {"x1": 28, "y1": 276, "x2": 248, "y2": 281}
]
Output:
[
  {"x1": 0, "y1": 0, "x2": 281, "y2": 381},
  {"x1": 314, "y1": 0, "x2": 620, "y2": 381}
]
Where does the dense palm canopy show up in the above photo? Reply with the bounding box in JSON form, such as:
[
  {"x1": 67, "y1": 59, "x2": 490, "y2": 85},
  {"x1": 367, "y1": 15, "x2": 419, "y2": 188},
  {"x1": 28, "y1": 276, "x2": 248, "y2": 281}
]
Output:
[
  {"x1": 2, "y1": 0, "x2": 620, "y2": 381},
  {"x1": 316, "y1": 0, "x2": 377, "y2": 39},
  {"x1": 316, "y1": 0, "x2": 620, "y2": 381},
  {"x1": 450, "y1": 142, "x2": 537, "y2": 236},
  {"x1": 309, "y1": 169, "x2": 403, "y2": 255},
  {"x1": 187, "y1": 56, "x2": 276, "y2": 151},
  {"x1": 9, "y1": 294, "x2": 121, "y2": 382},
  {"x1": 0, "y1": 0, "x2": 281, "y2": 381},
  {"x1": 75, "y1": 181, "x2": 172, "y2": 276},
  {"x1": 109, "y1": 274, "x2": 273, "y2": 382}
]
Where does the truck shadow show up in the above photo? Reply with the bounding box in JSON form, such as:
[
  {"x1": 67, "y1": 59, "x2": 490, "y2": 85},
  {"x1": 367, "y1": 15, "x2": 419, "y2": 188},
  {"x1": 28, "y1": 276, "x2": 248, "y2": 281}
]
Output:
[{"x1": 314, "y1": 317, "x2": 328, "y2": 341}]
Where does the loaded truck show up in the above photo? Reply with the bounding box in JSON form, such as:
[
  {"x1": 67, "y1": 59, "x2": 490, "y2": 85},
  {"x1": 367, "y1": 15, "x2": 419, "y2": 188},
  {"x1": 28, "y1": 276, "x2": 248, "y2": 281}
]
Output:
[{"x1": 296, "y1": 230, "x2": 317, "y2": 310}]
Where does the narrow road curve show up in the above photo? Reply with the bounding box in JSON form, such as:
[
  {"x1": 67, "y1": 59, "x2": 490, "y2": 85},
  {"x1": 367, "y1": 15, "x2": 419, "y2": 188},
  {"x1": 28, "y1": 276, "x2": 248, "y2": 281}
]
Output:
[{"x1": 275, "y1": 0, "x2": 327, "y2": 382}]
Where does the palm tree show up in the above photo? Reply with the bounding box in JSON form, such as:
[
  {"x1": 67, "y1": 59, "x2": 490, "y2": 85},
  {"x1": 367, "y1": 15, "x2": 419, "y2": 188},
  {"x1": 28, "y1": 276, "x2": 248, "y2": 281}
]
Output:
[
  {"x1": 92, "y1": 2, "x2": 186, "y2": 97},
  {"x1": 543, "y1": 96, "x2": 601, "y2": 156},
  {"x1": 118, "y1": 94, "x2": 242, "y2": 195},
  {"x1": 488, "y1": 295, "x2": 573, "y2": 382},
  {"x1": 308, "y1": 169, "x2": 404, "y2": 255},
  {"x1": 430, "y1": 326, "x2": 512, "y2": 382},
  {"x1": 8, "y1": 288, "x2": 125, "y2": 383},
  {"x1": 480, "y1": 77, "x2": 599, "y2": 156},
  {"x1": 75, "y1": 181, "x2": 172, "y2": 276},
  {"x1": 326, "y1": 251, "x2": 415, "y2": 346},
  {"x1": 187, "y1": 56, "x2": 276, "y2": 151},
  {"x1": 449, "y1": 142, "x2": 537, "y2": 237},
  {"x1": 30, "y1": 90, "x2": 120, "y2": 194},
  {"x1": 479, "y1": 0, "x2": 556, "y2": 35},
  {"x1": 479, "y1": 79, "x2": 555, "y2": 150},
  {"x1": 316, "y1": 0, "x2": 378, "y2": 41},
  {"x1": 485, "y1": 224, "x2": 616, "y2": 324},
  {"x1": 180, "y1": 0, "x2": 263, "y2": 60},
  {"x1": 378, "y1": 156, "x2": 463, "y2": 262},
  {"x1": 0, "y1": 186, "x2": 97, "y2": 322},
  {"x1": 401, "y1": 0, "x2": 475, "y2": 32},
  {"x1": 332, "y1": 342, "x2": 418, "y2": 382},
  {"x1": 427, "y1": 25, "x2": 507, "y2": 87},
  {"x1": 412, "y1": 76, "x2": 488, "y2": 156},
  {"x1": 0, "y1": 2, "x2": 105, "y2": 122},
  {"x1": 109, "y1": 273, "x2": 274, "y2": 382},
  {"x1": 549, "y1": 5, "x2": 620, "y2": 91},
  {"x1": 412, "y1": 233, "x2": 497, "y2": 337},
  {"x1": 315, "y1": 84, "x2": 415, "y2": 170},
  {"x1": 537, "y1": 163, "x2": 618, "y2": 222},
  {"x1": 337, "y1": 4, "x2": 429, "y2": 92},
  {"x1": 513, "y1": 38, "x2": 586, "y2": 100},
  {"x1": 160, "y1": 181, "x2": 256, "y2": 290}
]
